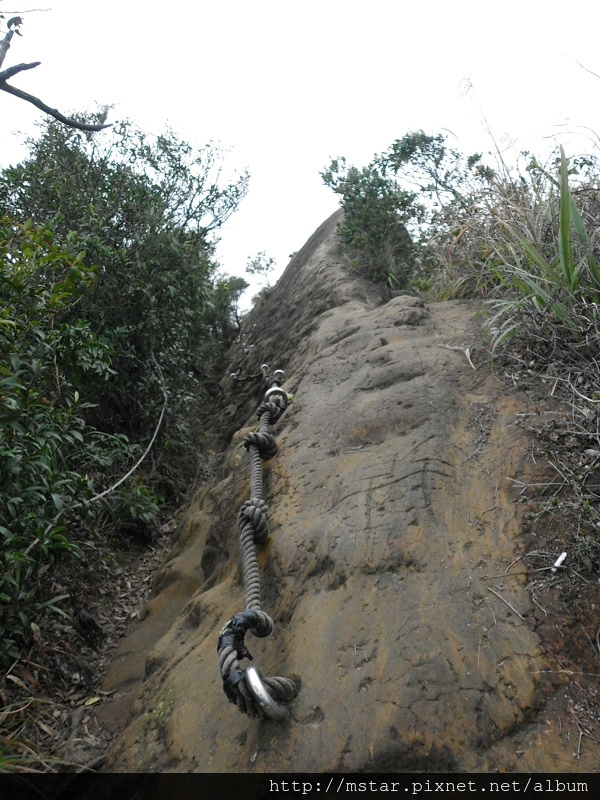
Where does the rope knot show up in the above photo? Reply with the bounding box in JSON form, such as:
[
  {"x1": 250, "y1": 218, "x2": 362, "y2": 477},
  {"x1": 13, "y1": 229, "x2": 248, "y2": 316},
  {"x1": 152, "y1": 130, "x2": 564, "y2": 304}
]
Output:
[
  {"x1": 243, "y1": 430, "x2": 278, "y2": 460},
  {"x1": 238, "y1": 497, "x2": 269, "y2": 544},
  {"x1": 249, "y1": 609, "x2": 274, "y2": 638},
  {"x1": 257, "y1": 399, "x2": 286, "y2": 425}
]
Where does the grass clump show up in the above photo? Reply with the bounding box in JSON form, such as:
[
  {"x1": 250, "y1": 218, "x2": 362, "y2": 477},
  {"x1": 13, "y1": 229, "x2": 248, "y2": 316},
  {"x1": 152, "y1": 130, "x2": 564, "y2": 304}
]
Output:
[{"x1": 480, "y1": 147, "x2": 600, "y2": 356}]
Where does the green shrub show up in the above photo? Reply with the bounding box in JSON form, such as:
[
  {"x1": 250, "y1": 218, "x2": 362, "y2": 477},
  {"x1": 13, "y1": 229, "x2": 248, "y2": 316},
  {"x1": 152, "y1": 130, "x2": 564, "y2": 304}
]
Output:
[
  {"x1": 0, "y1": 218, "x2": 165, "y2": 661},
  {"x1": 0, "y1": 219, "x2": 104, "y2": 659},
  {"x1": 0, "y1": 116, "x2": 253, "y2": 663},
  {"x1": 321, "y1": 158, "x2": 415, "y2": 289},
  {"x1": 0, "y1": 117, "x2": 249, "y2": 500},
  {"x1": 321, "y1": 132, "x2": 498, "y2": 291}
]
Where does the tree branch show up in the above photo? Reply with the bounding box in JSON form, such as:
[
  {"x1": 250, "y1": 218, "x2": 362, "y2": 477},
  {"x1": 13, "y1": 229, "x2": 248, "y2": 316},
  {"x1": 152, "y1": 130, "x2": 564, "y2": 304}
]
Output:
[
  {"x1": 0, "y1": 28, "x2": 15, "y2": 70},
  {"x1": 0, "y1": 60, "x2": 41, "y2": 81},
  {"x1": 0, "y1": 80, "x2": 112, "y2": 131},
  {"x1": 1, "y1": 23, "x2": 112, "y2": 132}
]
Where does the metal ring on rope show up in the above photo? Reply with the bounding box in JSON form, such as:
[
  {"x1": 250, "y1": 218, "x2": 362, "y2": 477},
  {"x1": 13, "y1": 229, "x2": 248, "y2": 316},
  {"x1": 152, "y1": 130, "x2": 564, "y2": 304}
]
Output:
[
  {"x1": 217, "y1": 368, "x2": 299, "y2": 720},
  {"x1": 246, "y1": 667, "x2": 288, "y2": 722}
]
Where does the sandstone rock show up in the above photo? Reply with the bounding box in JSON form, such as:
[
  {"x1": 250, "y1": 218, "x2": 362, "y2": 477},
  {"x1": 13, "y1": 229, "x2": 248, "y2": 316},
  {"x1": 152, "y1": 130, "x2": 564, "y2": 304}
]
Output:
[{"x1": 99, "y1": 211, "x2": 599, "y2": 773}]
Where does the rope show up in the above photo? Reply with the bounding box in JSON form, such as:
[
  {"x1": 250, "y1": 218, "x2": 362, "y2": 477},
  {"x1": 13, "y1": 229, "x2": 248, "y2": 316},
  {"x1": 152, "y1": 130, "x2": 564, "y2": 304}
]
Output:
[
  {"x1": 217, "y1": 376, "x2": 299, "y2": 719},
  {"x1": 90, "y1": 351, "x2": 167, "y2": 503}
]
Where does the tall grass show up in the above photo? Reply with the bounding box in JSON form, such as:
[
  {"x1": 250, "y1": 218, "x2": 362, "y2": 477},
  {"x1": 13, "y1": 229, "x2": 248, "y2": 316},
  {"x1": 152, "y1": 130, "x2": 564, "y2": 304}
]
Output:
[
  {"x1": 484, "y1": 147, "x2": 600, "y2": 350},
  {"x1": 414, "y1": 137, "x2": 600, "y2": 363}
]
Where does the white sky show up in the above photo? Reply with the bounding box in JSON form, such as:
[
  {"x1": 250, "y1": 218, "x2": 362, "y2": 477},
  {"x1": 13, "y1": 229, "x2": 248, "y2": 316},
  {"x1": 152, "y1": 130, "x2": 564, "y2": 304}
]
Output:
[{"x1": 2, "y1": 1, "x2": 600, "y2": 308}]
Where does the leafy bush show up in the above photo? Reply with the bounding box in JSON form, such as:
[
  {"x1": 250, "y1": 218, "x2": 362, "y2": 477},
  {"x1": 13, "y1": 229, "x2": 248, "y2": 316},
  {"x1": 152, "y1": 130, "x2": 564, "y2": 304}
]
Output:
[
  {"x1": 0, "y1": 116, "x2": 249, "y2": 499},
  {"x1": 321, "y1": 157, "x2": 415, "y2": 289},
  {"x1": 322, "y1": 132, "x2": 506, "y2": 297},
  {"x1": 323, "y1": 129, "x2": 600, "y2": 355},
  {"x1": 0, "y1": 113, "x2": 253, "y2": 661},
  {"x1": 0, "y1": 218, "x2": 109, "y2": 660},
  {"x1": 246, "y1": 251, "x2": 276, "y2": 287}
]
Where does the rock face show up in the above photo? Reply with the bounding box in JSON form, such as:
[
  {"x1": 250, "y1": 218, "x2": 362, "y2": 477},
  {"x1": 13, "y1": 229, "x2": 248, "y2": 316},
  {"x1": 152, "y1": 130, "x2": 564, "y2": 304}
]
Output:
[{"x1": 101, "y1": 211, "x2": 599, "y2": 773}]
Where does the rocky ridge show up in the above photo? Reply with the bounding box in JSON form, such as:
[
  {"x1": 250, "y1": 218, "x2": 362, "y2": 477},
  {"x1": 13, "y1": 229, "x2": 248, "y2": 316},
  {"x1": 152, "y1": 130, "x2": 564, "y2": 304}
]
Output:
[{"x1": 96, "y1": 211, "x2": 600, "y2": 773}]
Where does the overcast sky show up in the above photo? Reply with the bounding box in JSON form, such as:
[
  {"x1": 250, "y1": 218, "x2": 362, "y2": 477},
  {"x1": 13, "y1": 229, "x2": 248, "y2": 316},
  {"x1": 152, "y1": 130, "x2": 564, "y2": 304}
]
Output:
[{"x1": 2, "y1": 1, "x2": 600, "y2": 307}]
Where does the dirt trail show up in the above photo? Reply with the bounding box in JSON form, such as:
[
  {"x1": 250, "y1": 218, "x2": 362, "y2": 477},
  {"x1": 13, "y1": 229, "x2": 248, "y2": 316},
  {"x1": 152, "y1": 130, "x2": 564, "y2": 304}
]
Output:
[{"x1": 97, "y1": 213, "x2": 599, "y2": 773}]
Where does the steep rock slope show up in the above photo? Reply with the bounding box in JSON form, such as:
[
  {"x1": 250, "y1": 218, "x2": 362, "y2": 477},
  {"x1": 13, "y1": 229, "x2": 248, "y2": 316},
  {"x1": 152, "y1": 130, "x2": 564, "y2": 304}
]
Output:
[{"x1": 100, "y1": 211, "x2": 599, "y2": 772}]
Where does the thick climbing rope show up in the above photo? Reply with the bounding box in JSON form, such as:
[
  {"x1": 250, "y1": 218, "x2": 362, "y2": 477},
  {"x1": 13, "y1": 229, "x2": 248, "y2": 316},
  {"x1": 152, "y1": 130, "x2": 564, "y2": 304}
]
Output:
[{"x1": 217, "y1": 367, "x2": 299, "y2": 720}]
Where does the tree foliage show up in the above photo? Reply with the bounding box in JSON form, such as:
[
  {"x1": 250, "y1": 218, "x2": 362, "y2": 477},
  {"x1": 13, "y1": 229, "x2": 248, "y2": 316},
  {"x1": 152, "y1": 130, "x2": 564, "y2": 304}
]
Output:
[
  {"x1": 322, "y1": 131, "x2": 494, "y2": 290},
  {"x1": 246, "y1": 251, "x2": 276, "y2": 286},
  {"x1": 0, "y1": 218, "x2": 105, "y2": 660},
  {"x1": 322, "y1": 155, "x2": 416, "y2": 289},
  {"x1": 0, "y1": 118, "x2": 250, "y2": 661},
  {"x1": 0, "y1": 117, "x2": 249, "y2": 496}
]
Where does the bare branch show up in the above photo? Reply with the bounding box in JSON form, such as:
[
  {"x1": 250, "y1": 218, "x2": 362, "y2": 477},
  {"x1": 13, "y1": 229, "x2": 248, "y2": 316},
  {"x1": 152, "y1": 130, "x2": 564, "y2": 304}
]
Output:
[
  {"x1": 574, "y1": 57, "x2": 600, "y2": 82},
  {"x1": 0, "y1": 80, "x2": 112, "y2": 131},
  {"x1": 1, "y1": 16, "x2": 112, "y2": 132},
  {"x1": 0, "y1": 60, "x2": 40, "y2": 80},
  {"x1": 0, "y1": 28, "x2": 15, "y2": 70}
]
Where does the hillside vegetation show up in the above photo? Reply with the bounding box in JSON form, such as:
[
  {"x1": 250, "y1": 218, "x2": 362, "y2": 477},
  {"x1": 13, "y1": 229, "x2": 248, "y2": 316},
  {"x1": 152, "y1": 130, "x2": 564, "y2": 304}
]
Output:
[
  {"x1": 0, "y1": 117, "x2": 250, "y2": 667},
  {"x1": 323, "y1": 129, "x2": 600, "y2": 402}
]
